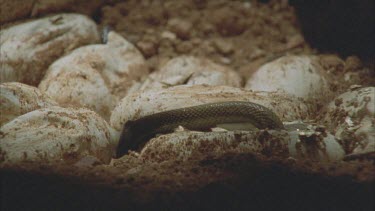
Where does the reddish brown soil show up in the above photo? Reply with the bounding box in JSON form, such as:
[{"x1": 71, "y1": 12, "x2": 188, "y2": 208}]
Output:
[{"x1": 100, "y1": 0, "x2": 312, "y2": 78}]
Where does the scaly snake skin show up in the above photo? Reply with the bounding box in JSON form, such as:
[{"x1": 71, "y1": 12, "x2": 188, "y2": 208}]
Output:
[{"x1": 116, "y1": 101, "x2": 284, "y2": 157}]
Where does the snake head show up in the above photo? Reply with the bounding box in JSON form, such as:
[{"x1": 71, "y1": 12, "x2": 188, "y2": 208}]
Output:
[{"x1": 116, "y1": 121, "x2": 135, "y2": 158}]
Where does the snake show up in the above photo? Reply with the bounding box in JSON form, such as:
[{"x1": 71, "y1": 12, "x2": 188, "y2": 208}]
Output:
[{"x1": 116, "y1": 101, "x2": 285, "y2": 157}]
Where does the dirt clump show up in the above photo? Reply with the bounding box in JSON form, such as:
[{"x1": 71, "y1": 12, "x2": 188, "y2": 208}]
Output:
[{"x1": 100, "y1": 0, "x2": 311, "y2": 73}]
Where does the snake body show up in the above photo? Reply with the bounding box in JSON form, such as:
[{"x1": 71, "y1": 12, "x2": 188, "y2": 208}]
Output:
[{"x1": 116, "y1": 101, "x2": 284, "y2": 157}]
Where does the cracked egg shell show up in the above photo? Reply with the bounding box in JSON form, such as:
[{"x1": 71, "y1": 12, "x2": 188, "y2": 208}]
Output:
[
  {"x1": 245, "y1": 55, "x2": 332, "y2": 109},
  {"x1": 0, "y1": 82, "x2": 57, "y2": 126},
  {"x1": 287, "y1": 125, "x2": 345, "y2": 162},
  {"x1": 137, "y1": 56, "x2": 242, "y2": 91},
  {"x1": 322, "y1": 87, "x2": 374, "y2": 155},
  {"x1": 0, "y1": 13, "x2": 100, "y2": 86},
  {"x1": 39, "y1": 31, "x2": 148, "y2": 120},
  {"x1": 110, "y1": 85, "x2": 312, "y2": 130},
  {"x1": 0, "y1": 106, "x2": 116, "y2": 165}
]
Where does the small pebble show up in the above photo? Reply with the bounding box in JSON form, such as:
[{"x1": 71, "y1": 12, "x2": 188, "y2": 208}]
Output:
[
  {"x1": 212, "y1": 39, "x2": 234, "y2": 55},
  {"x1": 167, "y1": 18, "x2": 193, "y2": 40}
]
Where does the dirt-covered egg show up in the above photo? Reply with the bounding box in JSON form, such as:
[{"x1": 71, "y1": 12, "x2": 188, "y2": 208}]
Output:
[
  {"x1": 136, "y1": 56, "x2": 242, "y2": 92},
  {"x1": 245, "y1": 55, "x2": 332, "y2": 110},
  {"x1": 0, "y1": 106, "x2": 117, "y2": 165},
  {"x1": 0, "y1": 0, "x2": 105, "y2": 24},
  {"x1": 39, "y1": 31, "x2": 148, "y2": 120},
  {"x1": 322, "y1": 86, "x2": 374, "y2": 157},
  {"x1": 0, "y1": 13, "x2": 100, "y2": 86},
  {"x1": 110, "y1": 85, "x2": 312, "y2": 131},
  {"x1": 122, "y1": 120, "x2": 344, "y2": 162},
  {"x1": 286, "y1": 122, "x2": 345, "y2": 162},
  {"x1": 139, "y1": 130, "x2": 289, "y2": 162},
  {"x1": 0, "y1": 82, "x2": 57, "y2": 126}
]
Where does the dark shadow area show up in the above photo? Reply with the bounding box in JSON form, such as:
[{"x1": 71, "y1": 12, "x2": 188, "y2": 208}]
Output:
[
  {"x1": 290, "y1": 0, "x2": 374, "y2": 60},
  {"x1": 1, "y1": 165, "x2": 373, "y2": 211},
  {"x1": 290, "y1": 0, "x2": 375, "y2": 60}
]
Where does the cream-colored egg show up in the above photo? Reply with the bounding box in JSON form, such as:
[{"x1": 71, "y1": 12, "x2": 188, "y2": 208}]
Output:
[
  {"x1": 134, "y1": 122, "x2": 344, "y2": 162},
  {"x1": 322, "y1": 87, "x2": 374, "y2": 156},
  {"x1": 39, "y1": 31, "x2": 148, "y2": 120},
  {"x1": 139, "y1": 130, "x2": 289, "y2": 162},
  {"x1": 0, "y1": 82, "x2": 57, "y2": 126},
  {"x1": 39, "y1": 66, "x2": 115, "y2": 120},
  {"x1": 0, "y1": 0, "x2": 105, "y2": 24},
  {"x1": 0, "y1": 14, "x2": 100, "y2": 85},
  {"x1": 245, "y1": 55, "x2": 332, "y2": 109},
  {"x1": 0, "y1": 106, "x2": 116, "y2": 165},
  {"x1": 286, "y1": 122, "x2": 345, "y2": 162},
  {"x1": 137, "y1": 56, "x2": 242, "y2": 91},
  {"x1": 110, "y1": 85, "x2": 312, "y2": 131}
]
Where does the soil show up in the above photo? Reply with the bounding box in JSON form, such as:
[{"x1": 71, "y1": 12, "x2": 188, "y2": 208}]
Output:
[
  {"x1": 100, "y1": 0, "x2": 312, "y2": 78},
  {"x1": 1, "y1": 0, "x2": 374, "y2": 210},
  {"x1": 1, "y1": 152, "x2": 374, "y2": 210}
]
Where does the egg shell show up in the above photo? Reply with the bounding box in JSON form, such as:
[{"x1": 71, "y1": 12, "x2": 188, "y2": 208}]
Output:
[
  {"x1": 39, "y1": 31, "x2": 148, "y2": 120},
  {"x1": 110, "y1": 85, "x2": 312, "y2": 131},
  {"x1": 0, "y1": 106, "x2": 116, "y2": 165},
  {"x1": 288, "y1": 130, "x2": 345, "y2": 162},
  {"x1": 322, "y1": 87, "x2": 374, "y2": 155},
  {"x1": 0, "y1": 82, "x2": 57, "y2": 126},
  {"x1": 39, "y1": 65, "x2": 115, "y2": 120},
  {"x1": 137, "y1": 56, "x2": 242, "y2": 91},
  {"x1": 0, "y1": 13, "x2": 100, "y2": 86},
  {"x1": 138, "y1": 124, "x2": 344, "y2": 162},
  {"x1": 245, "y1": 55, "x2": 332, "y2": 110},
  {"x1": 0, "y1": 0, "x2": 105, "y2": 24},
  {"x1": 139, "y1": 130, "x2": 289, "y2": 162}
]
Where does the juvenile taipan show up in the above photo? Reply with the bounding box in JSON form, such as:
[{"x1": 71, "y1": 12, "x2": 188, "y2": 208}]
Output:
[{"x1": 116, "y1": 101, "x2": 285, "y2": 157}]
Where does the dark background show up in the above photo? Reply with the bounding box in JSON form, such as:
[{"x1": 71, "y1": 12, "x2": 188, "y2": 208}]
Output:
[{"x1": 289, "y1": 0, "x2": 374, "y2": 60}]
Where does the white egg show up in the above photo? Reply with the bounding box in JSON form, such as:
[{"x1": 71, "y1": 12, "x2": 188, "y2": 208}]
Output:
[
  {"x1": 110, "y1": 85, "x2": 312, "y2": 131},
  {"x1": 322, "y1": 87, "x2": 374, "y2": 156},
  {"x1": 139, "y1": 130, "x2": 289, "y2": 162},
  {"x1": 137, "y1": 56, "x2": 242, "y2": 91},
  {"x1": 0, "y1": 106, "x2": 117, "y2": 165},
  {"x1": 39, "y1": 31, "x2": 148, "y2": 120},
  {"x1": 0, "y1": 14, "x2": 100, "y2": 85},
  {"x1": 287, "y1": 123, "x2": 345, "y2": 162},
  {"x1": 245, "y1": 55, "x2": 332, "y2": 110},
  {"x1": 0, "y1": 0, "x2": 105, "y2": 24},
  {"x1": 0, "y1": 82, "x2": 57, "y2": 126}
]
